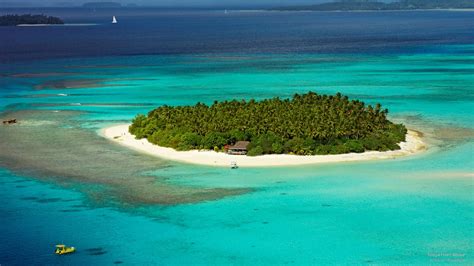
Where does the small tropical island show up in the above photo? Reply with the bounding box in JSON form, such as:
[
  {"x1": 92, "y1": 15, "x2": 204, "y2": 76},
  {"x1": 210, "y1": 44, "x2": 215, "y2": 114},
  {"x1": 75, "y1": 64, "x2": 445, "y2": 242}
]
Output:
[
  {"x1": 130, "y1": 92, "x2": 407, "y2": 156},
  {"x1": 103, "y1": 92, "x2": 425, "y2": 167},
  {"x1": 0, "y1": 14, "x2": 64, "y2": 26}
]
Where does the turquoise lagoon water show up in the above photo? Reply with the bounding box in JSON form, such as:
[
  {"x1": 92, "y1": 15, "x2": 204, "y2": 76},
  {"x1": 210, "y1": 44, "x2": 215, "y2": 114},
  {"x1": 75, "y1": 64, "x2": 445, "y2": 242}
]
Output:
[{"x1": 1, "y1": 43, "x2": 473, "y2": 264}]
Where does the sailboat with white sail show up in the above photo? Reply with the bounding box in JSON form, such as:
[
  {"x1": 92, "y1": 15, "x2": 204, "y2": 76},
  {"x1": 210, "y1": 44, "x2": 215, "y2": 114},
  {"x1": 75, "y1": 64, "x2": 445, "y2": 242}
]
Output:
[{"x1": 112, "y1": 16, "x2": 118, "y2": 24}]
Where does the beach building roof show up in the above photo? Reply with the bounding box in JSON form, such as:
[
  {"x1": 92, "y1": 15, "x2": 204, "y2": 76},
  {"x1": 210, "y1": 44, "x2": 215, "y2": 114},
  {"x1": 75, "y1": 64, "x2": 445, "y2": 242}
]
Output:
[{"x1": 230, "y1": 141, "x2": 250, "y2": 150}]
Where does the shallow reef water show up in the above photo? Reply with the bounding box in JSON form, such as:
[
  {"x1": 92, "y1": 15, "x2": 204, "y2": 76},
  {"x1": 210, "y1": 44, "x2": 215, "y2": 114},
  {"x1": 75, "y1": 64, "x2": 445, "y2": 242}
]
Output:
[
  {"x1": 0, "y1": 10, "x2": 473, "y2": 264},
  {"x1": 0, "y1": 110, "x2": 250, "y2": 206}
]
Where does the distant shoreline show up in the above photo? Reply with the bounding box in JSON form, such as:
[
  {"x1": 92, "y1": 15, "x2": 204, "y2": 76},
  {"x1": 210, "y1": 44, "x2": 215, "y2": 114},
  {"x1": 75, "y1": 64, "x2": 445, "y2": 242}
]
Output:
[
  {"x1": 225, "y1": 9, "x2": 474, "y2": 13},
  {"x1": 0, "y1": 14, "x2": 64, "y2": 26},
  {"x1": 263, "y1": 8, "x2": 474, "y2": 13},
  {"x1": 101, "y1": 124, "x2": 427, "y2": 168}
]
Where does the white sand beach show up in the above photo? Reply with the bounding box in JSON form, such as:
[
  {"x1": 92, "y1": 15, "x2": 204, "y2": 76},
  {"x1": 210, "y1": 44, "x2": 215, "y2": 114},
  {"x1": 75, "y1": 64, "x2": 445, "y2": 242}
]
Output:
[{"x1": 101, "y1": 124, "x2": 426, "y2": 167}]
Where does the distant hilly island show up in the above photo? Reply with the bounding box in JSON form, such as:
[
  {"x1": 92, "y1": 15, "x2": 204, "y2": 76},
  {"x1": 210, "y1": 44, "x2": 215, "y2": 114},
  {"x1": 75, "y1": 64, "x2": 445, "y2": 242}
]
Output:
[
  {"x1": 82, "y1": 2, "x2": 122, "y2": 8},
  {"x1": 1, "y1": 0, "x2": 473, "y2": 10},
  {"x1": 272, "y1": 0, "x2": 474, "y2": 11},
  {"x1": 0, "y1": 14, "x2": 64, "y2": 26},
  {"x1": 0, "y1": 2, "x2": 138, "y2": 8},
  {"x1": 82, "y1": 2, "x2": 138, "y2": 8}
]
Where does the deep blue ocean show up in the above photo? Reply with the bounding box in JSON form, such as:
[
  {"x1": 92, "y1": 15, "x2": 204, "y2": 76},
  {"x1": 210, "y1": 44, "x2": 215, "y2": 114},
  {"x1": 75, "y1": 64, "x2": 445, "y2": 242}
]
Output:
[
  {"x1": 0, "y1": 8, "x2": 473, "y2": 265},
  {"x1": 1, "y1": 8, "x2": 474, "y2": 62}
]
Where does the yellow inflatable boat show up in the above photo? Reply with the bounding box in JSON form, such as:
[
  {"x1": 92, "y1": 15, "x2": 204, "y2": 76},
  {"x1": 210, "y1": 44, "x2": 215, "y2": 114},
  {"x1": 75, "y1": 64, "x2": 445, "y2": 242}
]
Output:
[{"x1": 55, "y1": 244, "x2": 75, "y2": 255}]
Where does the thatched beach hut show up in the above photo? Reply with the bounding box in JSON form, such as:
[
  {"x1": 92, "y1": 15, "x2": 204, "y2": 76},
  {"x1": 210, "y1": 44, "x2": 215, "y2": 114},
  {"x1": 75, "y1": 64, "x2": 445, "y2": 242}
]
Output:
[{"x1": 228, "y1": 141, "x2": 250, "y2": 155}]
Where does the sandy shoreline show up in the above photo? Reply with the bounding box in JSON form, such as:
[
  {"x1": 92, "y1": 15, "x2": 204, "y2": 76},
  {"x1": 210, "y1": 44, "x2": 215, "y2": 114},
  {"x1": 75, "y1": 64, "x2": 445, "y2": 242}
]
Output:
[{"x1": 100, "y1": 124, "x2": 426, "y2": 167}]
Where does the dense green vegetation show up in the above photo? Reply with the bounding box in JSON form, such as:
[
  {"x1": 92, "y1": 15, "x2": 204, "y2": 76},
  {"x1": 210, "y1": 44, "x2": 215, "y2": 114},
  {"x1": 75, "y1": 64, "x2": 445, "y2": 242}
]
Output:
[
  {"x1": 129, "y1": 92, "x2": 407, "y2": 156},
  {"x1": 0, "y1": 14, "x2": 64, "y2": 26},
  {"x1": 272, "y1": 0, "x2": 474, "y2": 11}
]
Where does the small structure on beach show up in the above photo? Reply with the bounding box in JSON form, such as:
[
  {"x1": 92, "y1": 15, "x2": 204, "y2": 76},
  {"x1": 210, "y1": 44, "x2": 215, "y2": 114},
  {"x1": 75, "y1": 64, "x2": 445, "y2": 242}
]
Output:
[
  {"x1": 227, "y1": 141, "x2": 250, "y2": 155},
  {"x1": 2, "y1": 119, "x2": 17, "y2": 125}
]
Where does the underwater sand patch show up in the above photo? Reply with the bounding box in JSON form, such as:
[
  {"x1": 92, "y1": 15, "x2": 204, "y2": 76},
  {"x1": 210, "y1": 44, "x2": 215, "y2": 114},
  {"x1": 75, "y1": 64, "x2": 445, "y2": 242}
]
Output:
[
  {"x1": 393, "y1": 114, "x2": 474, "y2": 148},
  {"x1": 410, "y1": 171, "x2": 474, "y2": 179},
  {"x1": 433, "y1": 127, "x2": 474, "y2": 141}
]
